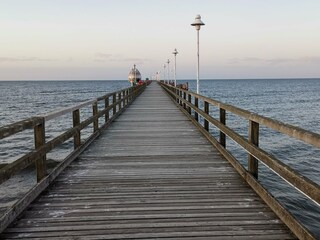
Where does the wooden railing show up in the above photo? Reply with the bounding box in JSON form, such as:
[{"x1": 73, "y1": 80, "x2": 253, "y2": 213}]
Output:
[
  {"x1": 160, "y1": 82, "x2": 319, "y2": 240},
  {"x1": 0, "y1": 83, "x2": 147, "y2": 232}
]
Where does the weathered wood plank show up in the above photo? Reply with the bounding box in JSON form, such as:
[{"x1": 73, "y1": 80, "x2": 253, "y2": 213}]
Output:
[{"x1": 0, "y1": 83, "x2": 297, "y2": 239}]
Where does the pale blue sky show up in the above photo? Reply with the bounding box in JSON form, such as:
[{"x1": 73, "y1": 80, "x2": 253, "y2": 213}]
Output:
[{"x1": 1, "y1": 0, "x2": 320, "y2": 80}]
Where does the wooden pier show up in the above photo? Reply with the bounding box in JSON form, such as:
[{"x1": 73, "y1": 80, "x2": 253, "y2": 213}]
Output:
[{"x1": 0, "y1": 82, "x2": 319, "y2": 239}]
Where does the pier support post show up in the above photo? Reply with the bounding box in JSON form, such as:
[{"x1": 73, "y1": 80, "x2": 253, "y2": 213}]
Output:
[
  {"x1": 248, "y1": 120, "x2": 259, "y2": 178},
  {"x1": 34, "y1": 118, "x2": 46, "y2": 182},
  {"x1": 93, "y1": 102, "x2": 98, "y2": 132},
  {"x1": 219, "y1": 108, "x2": 226, "y2": 148},
  {"x1": 73, "y1": 109, "x2": 81, "y2": 149},
  {"x1": 204, "y1": 101, "x2": 209, "y2": 131}
]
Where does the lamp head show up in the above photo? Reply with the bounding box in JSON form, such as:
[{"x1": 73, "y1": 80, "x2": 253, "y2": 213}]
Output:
[
  {"x1": 173, "y1": 48, "x2": 178, "y2": 55},
  {"x1": 191, "y1": 14, "x2": 205, "y2": 30}
]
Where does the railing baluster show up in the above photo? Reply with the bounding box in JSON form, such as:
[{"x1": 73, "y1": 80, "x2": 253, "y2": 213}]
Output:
[
  {"x1": 122, "y1": 90, "x2": 125, "y2": 107},
  {"x1": 220, "y1": 108, "x2": 226, "y2": 148},
  {"x1": 183, "y1": 91, "x2": 186, "y2": 109},
  {"x1": 204, "y1": 101, "x2": 209, "y2": 131},
  {"x1": 105, "y1": 97, "x2": 109, "y2": 122},
  {"x1": 113, "y1": 93, "x2": 117, "y2": 115},
  {"x1": 248, "y1": 120, "x2": 259, "y2": 178},
  {"x1": 93, "y1": 102, "x2": 98, "y2": 132},
  {"x1": 195, "y1": 97, "x2": 199, "y2": 122},
  {"x1": 175, "y1": 88, "x2": 179, "y2": 103},
  {"x1": 34, "y1": 118, "x2": 46, "y2": 182},
  {"x1": 118, "y1": 92, "x2": 122, "y2": 110},
  {"x1": 188, "y1": 94, "x2": 191, "y2": 114},
  {"x1": 125, "y1": 89, "x2": 128, "y2": 105},
  {"x1": 73, "y1": 109, "x2": 81, "y2": 149}
]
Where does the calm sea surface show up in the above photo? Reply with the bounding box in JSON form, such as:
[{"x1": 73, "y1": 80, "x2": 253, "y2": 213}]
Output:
[{"x1": 0, "y1": 79, "x2": 319, "y2": 237}]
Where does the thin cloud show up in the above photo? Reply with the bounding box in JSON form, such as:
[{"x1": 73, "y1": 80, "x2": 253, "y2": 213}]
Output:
[
  {"x1": 228, "y1": 56, "x2": 320, "y2": 65},
  {"x1": 94, "y1": 52, "x2": 152, "y2": 65},
  {"x1": 0, "y1": 57, "x2": 57, "y2": 62}
]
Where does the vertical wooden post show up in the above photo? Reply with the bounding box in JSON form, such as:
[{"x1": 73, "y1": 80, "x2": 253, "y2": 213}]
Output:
[
  {"x1": 176, "y1": 89, "x2": 179, "y2": 103},
  {"x1": 204, "y1": 101, "x2": 209, "y2": 131},
  {"x1": 128, "y1": 89, "x2": 131, "y2": 103},
  {"x1": 180, "y1": 90, "x2": 183, "y2": 106},
  {"x1": 248, "y1": 120, "x2": 259, "y2": 179},
  {"x1": 122, "y1": 90, "x2": 125, "y2": 107},
  {"x1": 93, "y1": 102, "x2": 98, "y2": 132},
  {"x1": 34, "y1": 118, "x2": 46, "y2": 182},
  {"x1": 183, "y1": 91, "x2": 186, "y2": 109},
  {"x1": 124, "y1": 90, "x2": 127, "y2": 106},
  {"x1": 195, "y1": 97, "x2": 199, "y2": 122},
  {"x1": 220, "y1": 108, "x2": 226, "y2": 148},
  {"x1": 113, "y1": 93, "x2": 117, "y2": 115},
  {"x1": 187, "y1": 94, "x2": 192, "y2": 114},
  {"x1": 118, "y1": 92, "x2": 122, "y2": 110},
  {"x1": 73, "y1": 109, "x2": 81, "y2": 149},
  {"x1": 105, "y1": 97, "x2": 109, "y2": 122}
]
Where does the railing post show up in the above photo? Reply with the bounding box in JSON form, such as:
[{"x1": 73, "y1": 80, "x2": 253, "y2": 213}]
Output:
[
  {"x1": 180, "y1": 90, "x2": 183, "y2": 106},
  {"x1": 118, "y1": 92, "x2": 122, "y2": 110},
  {"x1": 220, "y1": 108, "x2": 226, "y2": 148},
  {"x1": 122, "y1": 90, "x2": 125, "y2": 107},
  {"x1": 34, "y1": 118, "x2": 46, "y2": 182},
  {"x1": 195, "y1": 97, "x2": 199, "y2": 122},
  {"x1": 128, "y1": 88, "x2": 131, "y2": 103},
  {"x1": 204, "y1": 101, "x2": 209, "y2": 131},
  {"x1": 176, "y1": 88, "x2": 179, "y2": 103},
  {"x1": 124, "y1": 89, "x2": 128, "y2": 106},
  {"x1": 113, "y1": 93, "x2": 117, "y2": 115},
  {"x1": 187, "y1": 94, "x2": 191, "y2": 114},
  {"x1": 183, "y1": 91, "x2": 186, "y2": 109},
  {"x1": 73, "y1": 109, "x2": 81, "y2": 149},
  {"x1": 248, "y1": 120, "x2": 259, "y2": 178},
  {"x1": 105, "y1": 97, "x2": 109, "y2": 122},
  {"x1": 93, "y1": 102, "x2": 98, "y2": 132}
]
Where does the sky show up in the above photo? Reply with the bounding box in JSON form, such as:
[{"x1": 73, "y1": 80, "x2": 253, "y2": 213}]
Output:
[{"x1": 1, "y1": 0, "x2": 320, "y2": 80}]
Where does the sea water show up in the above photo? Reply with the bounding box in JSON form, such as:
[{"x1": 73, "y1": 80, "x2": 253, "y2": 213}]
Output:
[{"x1": 0, "y1": 79, "x2": 319, "y2": 237}]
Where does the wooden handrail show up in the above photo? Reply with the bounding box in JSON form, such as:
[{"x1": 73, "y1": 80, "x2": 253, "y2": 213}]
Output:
[
  {"x1": 0, "y1": 117, "x2": 43, "y2": 139},
  {"x1": 0, "y1": 83, "x2": 147, "y2": 185},
  {"x1": 160, "y1": 81, "x2": 318, "y2": 240},
  {"x1": 160, "y1": 82, "x2": 320, "y2": 204},
  {"x1": 163, "y1": 84, "x2": 320, "y2": 148}
]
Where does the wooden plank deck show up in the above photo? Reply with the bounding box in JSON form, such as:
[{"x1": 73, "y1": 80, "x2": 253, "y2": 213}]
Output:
[{"x1": 0, "y1": 83, "x2": 296, "y2": 239}]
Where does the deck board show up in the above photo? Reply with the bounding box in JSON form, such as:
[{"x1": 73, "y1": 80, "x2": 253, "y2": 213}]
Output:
[{"x1": 0, "y1": 83, "x2": 296, "y2": 239}]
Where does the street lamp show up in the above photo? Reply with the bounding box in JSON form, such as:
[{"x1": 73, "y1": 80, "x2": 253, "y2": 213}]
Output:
[
  {"x1": 163, "y1": 64, "x2": 166, "y2": 83},
  {"x1": 172, "y1": 48, "x2": 178, "y2": 87},
  {"x1": 191, "y1": 14, "x2": 205, "y2": 94},
  {"x1": 167, "y1": 59, "x2": 170, "y2": 84}
]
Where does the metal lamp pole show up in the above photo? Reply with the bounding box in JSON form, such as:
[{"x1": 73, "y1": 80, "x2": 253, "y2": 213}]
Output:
[
  {"x1": 191, "y1": 14, "x2": 205, "y2": 94},
  {"x1": 163, "y1": 64, "x2": 166, "y2": 83},
  {"x1": 172, "y1": 48, "x2": 178, "y2": 87}
]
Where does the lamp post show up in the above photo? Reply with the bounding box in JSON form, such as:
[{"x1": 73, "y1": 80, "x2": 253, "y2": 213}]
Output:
[
  {"x1": 172, "y1": 48, "x2": 178, "y2": 87},
  {"x1": 191, "y1": 14, "x2": 205, "y2": 94},
  {"x1": 163, "y1": 64, "x2": 166, "y2": 83},
  {"x1": 167, "y1": 59, "x2": 170, "y2": 84}
]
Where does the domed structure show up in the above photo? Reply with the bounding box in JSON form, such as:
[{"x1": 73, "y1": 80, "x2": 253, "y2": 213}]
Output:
[{"x1": 128, "y1": 64, "x2": 141, "y2": 86}]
